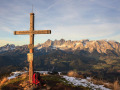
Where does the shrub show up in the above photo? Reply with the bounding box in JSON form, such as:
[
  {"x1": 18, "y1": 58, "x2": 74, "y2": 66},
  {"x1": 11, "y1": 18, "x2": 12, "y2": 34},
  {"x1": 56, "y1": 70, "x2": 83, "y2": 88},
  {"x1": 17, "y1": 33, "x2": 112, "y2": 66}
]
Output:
[
  {"x1": 67, "y1": 71, "x2": 79, "y2": 77},
  {"x1": 114, "y1": 80, "x2": 120, "y2": 90},
  {"x1": 0, "y1": 77, "x2": 8, "y2": 86}
]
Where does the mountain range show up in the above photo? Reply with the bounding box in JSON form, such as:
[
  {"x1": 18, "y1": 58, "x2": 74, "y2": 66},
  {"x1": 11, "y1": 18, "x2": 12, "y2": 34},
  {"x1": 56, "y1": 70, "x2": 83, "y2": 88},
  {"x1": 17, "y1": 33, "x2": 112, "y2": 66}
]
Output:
[
  {"x1": 36, "y1": 39, "x2": 120, "y2": 54},
  {"x1": 0, "y1": 39, "x2": 120, "y2": 82},
  {"x1": 1, "y1": 39, "x2": 120, "y2": 55}
]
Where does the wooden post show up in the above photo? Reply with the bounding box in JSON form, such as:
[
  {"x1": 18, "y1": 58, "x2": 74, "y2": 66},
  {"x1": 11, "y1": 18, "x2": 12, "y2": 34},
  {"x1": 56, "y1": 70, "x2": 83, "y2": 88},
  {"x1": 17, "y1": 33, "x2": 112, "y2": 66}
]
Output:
[
  {"x1": 29, "y1": 13, "x2": 34, "y2": 83},
  {"x1": 14, "y1": 12, "x2": 51, "y2": 83}
]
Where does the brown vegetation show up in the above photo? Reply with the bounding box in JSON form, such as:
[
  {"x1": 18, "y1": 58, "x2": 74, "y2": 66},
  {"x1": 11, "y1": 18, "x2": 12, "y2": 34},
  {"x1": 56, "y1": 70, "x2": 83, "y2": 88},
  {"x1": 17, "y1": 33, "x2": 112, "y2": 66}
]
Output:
[
  {"x1": 88, "y1": 77, "x2": 120, "y2": 90},
  {"x1": 113, "y1": 80, "x2": 120, "y2": 90},
  {"x1": 0, "y1": 77, "x2": 8, "y2": 87},
  {"x1": 67, "y1": 71, "x2": 79, "y2": 77},
  {"x1": 1, "y1": 71, "x2": 120, "y2": 90}
]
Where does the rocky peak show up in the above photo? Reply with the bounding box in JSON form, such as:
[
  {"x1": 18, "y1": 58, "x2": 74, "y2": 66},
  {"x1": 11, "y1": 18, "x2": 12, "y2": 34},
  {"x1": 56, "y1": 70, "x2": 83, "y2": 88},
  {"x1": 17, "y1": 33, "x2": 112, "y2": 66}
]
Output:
[
  {"x1": 44, "y1": 39, "x2": 52, "y2": 46},
  {"x1": 37, "y1": 39, "x2": 120, "y2": 54},
  {"x1": 0, "y1": 44, "x2": 15, "y2": 52},
  {"x1": 60, "y1": 39, "x2": 65, "y2": 44}
]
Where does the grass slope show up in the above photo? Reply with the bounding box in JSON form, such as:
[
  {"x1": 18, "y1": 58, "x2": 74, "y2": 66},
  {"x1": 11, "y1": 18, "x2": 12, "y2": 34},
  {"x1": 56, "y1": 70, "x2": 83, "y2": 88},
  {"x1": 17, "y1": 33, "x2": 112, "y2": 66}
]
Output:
[{"x1": 0, "y1": 74, "x2": 89, "y2": 90}]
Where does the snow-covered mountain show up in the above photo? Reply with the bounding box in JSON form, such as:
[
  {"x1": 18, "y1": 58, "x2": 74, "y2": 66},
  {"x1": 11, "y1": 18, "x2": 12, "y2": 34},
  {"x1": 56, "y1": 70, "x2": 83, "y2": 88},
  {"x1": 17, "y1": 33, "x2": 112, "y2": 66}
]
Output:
[
  {"x1": 0, "y1": 44, "x2": 15, "y2": 52},
  {"x1": 35, "y1": 39, "x2": 120, "y2": 54},
  {"x1": 0, "y1": 39, "x2": 120, "y2": 54}
]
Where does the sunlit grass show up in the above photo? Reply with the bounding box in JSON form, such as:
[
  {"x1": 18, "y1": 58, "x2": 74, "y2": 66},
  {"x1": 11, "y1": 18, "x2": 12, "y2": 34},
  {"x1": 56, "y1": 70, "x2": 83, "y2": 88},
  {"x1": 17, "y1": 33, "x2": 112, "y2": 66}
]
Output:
[{"x1": 0, "y1": 73, "x2": 28, "y2": 89}]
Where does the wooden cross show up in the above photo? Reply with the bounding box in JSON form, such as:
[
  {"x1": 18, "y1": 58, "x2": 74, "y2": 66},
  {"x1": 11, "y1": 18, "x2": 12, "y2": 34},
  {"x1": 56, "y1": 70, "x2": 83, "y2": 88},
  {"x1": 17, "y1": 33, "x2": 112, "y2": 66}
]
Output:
[{"x1": 14, "y1": 13, "x2": 51, "y2": 83}]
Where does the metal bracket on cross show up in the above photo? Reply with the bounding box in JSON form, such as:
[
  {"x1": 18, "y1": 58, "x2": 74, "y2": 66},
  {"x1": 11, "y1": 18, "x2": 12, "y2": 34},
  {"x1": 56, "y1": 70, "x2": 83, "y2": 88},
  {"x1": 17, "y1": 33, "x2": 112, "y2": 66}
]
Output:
[{"x1": 27, "y1": 53, "x2": 33, "y2": 62}]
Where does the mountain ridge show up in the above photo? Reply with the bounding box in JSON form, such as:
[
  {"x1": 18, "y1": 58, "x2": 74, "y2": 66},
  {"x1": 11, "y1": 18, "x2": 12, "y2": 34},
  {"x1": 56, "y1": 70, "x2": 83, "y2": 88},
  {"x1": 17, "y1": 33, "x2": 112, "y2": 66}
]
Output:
[
  {"x1": 0, "y1": 39, "x2": 120, "y2": 55},
  {"x1": 36, "y1": 39, "x2": 120, "y2": 54},
  {"x1": 0, "y1": 39, "x2": 120, "y2": 83}
]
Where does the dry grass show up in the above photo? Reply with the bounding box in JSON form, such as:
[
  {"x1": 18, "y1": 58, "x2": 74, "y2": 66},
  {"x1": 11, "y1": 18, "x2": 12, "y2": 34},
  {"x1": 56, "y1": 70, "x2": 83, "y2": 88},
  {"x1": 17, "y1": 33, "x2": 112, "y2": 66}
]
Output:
[
  {"x1": 0, "y1": 77, "x2": 8, "y2": 86},
  {"x1": 91, "y1": 78, "x2": 105, "y2": 85},
  {"x1": 67, "y1": 71, "x2": 79, "y2": 77},
  {"x1": 89, "y1": 77, "x2": 120, "y2": 89},
  {"x1": 20, "y1": 73, "x2": 28, "y2": 80},
  {"x1": 103, "y1": 83, "x2": 113, "y2": 89},
  {"x1": 0, "y1": 72, "x2": 29, "y2": 90},
  {"x1": 113, "y1": 80, "x2": 120, "y2": 90}
]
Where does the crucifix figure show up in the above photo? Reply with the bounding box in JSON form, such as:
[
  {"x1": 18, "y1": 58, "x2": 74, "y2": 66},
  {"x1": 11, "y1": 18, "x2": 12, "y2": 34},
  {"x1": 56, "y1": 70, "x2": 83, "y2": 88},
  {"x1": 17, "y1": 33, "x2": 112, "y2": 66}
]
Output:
[{"x1": 14, "y1": 13, "x2": 51, "y2": 83}]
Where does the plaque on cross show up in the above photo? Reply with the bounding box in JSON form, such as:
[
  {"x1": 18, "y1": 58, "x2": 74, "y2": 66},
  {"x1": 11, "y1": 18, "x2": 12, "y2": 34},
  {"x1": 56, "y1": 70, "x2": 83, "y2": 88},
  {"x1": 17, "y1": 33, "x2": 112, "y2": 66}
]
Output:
[
  {"x1": 14, "y1": 13, "x2": 51, "y2": 83},
  {"x1": 27, "y1": 53, "x2": 33, "y2": 62}
]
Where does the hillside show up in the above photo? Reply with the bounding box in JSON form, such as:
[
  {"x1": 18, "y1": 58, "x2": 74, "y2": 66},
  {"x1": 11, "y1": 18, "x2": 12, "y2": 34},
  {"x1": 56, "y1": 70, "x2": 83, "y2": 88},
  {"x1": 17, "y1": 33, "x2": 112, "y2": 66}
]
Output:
[
  {"x1": 0, "y1": 71, "x2": 113, "y2": 90},
  {"x1": 0, "y1": 39, "x2": 120, "y2": 82},
  {"x1": 0, "y1": 72, "x2": 90, "y2": 90}
]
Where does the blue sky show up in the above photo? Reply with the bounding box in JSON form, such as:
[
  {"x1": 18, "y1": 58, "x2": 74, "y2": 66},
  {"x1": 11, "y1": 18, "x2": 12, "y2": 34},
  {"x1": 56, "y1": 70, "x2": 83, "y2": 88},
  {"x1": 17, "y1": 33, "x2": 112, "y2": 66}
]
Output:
[{"x1": 0, "y1": 0, "x2": 120, "y2": 46}]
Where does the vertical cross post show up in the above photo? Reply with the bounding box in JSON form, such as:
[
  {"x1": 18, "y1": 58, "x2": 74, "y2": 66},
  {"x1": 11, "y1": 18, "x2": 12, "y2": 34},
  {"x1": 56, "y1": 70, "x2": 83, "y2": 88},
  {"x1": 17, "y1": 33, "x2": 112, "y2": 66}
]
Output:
[
  {"x1": 29, "y1": 13, "x2": 34, "y2": 83},
  {"x1": 14, "y1": 12, "x2": 51, "y2": 83}
]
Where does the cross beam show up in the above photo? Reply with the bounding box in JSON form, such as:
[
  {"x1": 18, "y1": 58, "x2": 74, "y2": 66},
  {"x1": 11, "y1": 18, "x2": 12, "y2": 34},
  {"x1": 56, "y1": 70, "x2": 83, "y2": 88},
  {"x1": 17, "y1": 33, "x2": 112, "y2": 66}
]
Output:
[
  {"x1": 14, "y1": 13, "x2": 51, "y2": 83},
  {"x1": 14, "y1": 30, "x2": 51, "y2": 35}
]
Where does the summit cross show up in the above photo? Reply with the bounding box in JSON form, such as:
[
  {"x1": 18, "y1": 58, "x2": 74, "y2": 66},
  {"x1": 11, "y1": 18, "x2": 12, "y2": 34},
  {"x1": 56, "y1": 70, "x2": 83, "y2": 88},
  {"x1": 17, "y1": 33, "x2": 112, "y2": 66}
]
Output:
[{"x1": 14, "y1": 13, "x2": 51, "y2": 83}]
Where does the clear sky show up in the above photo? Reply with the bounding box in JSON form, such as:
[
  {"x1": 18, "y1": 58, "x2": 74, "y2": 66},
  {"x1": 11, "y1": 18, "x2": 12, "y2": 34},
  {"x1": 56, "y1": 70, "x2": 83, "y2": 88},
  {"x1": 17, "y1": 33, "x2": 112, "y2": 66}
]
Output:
[{"x1": 0, "y1": 0, "x2": 120, "y2": 46}]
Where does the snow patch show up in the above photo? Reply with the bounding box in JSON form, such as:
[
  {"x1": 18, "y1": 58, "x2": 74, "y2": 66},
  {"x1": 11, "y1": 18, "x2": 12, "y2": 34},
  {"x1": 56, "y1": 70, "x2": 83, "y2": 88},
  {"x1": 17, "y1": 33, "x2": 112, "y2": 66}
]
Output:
[
  {"x1": 37, "y1": 46, "x2": 42, "y2": 50},
  {"x1": 7, "y1": 71, "x2": 27, "y2": 80},
  {"x1": 75, "y1": 43, "x2": 80, "y2": 45},
  {"x1": 83, "y1": 43, "x2": 86, "y2": 46},
  {"x1": 56, "y1": 44, "x2": 66, "y2": 48},
  {"x1": 7, "y1": 71, "x2": 111, "y2": 90},
  {"x1": 35, "y1": 71, "x2": 49, "y2": 74},
  {"x1": 63, "y1": 76, "x2": 111, "y2": 90},
  {"x1": 7, "y1": 71, "x2": 49, "y2": 80},
  {"x1": 52, "y1": 46, "x2": 56, "y2": 49}
]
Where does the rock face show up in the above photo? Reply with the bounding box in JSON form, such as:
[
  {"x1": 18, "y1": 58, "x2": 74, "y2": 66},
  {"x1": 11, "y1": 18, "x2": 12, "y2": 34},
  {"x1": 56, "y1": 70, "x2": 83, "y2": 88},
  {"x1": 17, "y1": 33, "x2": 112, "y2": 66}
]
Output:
[
  {"x1": 36, "y1": 39, "x2": 120, "y2": 54},
  {"x1": 0, "y1": 39, "x2": 120, "y2": 54},
  {"x1": 0, "y1": 44, "x2": 15, "y2": 52}
]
